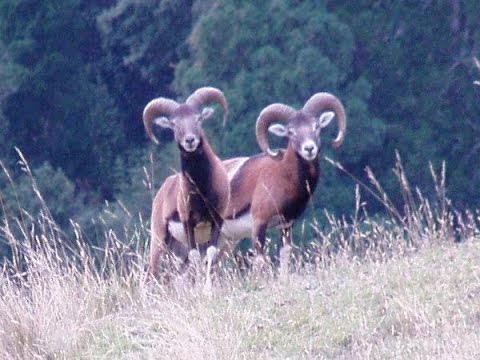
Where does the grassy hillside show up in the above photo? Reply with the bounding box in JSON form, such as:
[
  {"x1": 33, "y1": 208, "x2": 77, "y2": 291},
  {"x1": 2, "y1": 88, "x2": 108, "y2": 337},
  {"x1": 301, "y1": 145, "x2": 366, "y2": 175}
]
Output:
[{"x1": 1, "y1": 230, "x2": 479, "y2": 359}]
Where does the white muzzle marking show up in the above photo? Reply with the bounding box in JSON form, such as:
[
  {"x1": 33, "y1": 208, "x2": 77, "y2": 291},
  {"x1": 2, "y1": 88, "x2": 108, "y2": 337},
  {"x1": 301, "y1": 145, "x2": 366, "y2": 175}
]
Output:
[
  {"x1": 182, "y1": 137, "x2": 200, "y2": 152},
  {"x1": 300, "y1": 140, "x2": 318, "y2": 161}
]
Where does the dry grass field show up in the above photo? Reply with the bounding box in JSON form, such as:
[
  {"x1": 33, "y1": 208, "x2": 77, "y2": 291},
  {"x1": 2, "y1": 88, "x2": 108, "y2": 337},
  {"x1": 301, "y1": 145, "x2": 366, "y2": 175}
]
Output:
[
  {"x1": 1, "y1": 226, "x2": 479, "y2": 359},
  {"x1": 1, "y1": 158, "x2": 480, "y2": 359}
]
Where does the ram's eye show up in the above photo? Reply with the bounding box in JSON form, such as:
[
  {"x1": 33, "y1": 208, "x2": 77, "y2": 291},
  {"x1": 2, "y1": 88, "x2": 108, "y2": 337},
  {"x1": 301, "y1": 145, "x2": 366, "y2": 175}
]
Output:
[{"x1": 287, "y1": 128, "x2": 296, "y2": 136}]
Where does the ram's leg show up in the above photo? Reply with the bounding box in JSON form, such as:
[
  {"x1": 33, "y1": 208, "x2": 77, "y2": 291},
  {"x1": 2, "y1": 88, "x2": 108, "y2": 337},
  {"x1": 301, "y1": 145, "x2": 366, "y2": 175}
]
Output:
[
  {"x1": 146, "y1": 235, "x2": 162, "y2": 281},
  {"x1": 146, "y1": 218, "x2": 169, "y2": 283},
  {"x1": 183, "y1": 221, "x2": 200, "y2": 264},
  {"x1": 204, "y1": 216, "x2": 222, "y2": 293},
  {"x1": 252, "y1": 221, "x2": 267, "y2": 254},
  {"x1": 183, "y1": 220, "x2": 196, "y2": 251},
  {"x1": 204, "y1": 245, "x2": 219, "y2": 296},
  {"x1": 183, "y1": 221, "x2": 201, "y2": 283},
  {"x1": 279, "y1": 226, "x2": 293, "y2": 280},
  {"x1": 207, "y1": 215, "x2": 223, "y2": 250},
  {"x1": 251, "y1": 221, "x2": 268, "y2": 274}
]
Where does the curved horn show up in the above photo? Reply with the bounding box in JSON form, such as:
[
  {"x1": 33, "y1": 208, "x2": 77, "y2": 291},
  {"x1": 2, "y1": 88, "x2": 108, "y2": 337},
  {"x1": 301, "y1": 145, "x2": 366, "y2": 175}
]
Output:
[
  {"x1": 303, "y1": 92, "x2": 347, "y2": 148},
  {"x1": 255, "y1": 104, "x2": 296, "y2": 157},
  {"x1": 142, "y1": 98, "x2": 179, "y2": 144},
  {"x1": 186, "y1": 87, "x2": 229, "y2": 126}
]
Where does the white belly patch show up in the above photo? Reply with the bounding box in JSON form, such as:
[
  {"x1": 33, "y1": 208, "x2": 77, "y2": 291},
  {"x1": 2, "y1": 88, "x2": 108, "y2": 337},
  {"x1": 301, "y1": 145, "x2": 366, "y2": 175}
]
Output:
[
  {"x1": 167, "y1": 212, "x2": 292, "y2": 251},
  {"x1": 223, "y1": 213, "x2": 254, "y2": 240},
  {"x1": 168, "y1": 221, "x2": 211, "y2": 245}
]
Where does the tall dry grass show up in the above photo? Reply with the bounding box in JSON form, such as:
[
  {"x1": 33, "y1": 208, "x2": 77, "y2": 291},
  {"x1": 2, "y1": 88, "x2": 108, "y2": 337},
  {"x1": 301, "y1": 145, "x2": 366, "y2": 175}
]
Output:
[{"x1": 0, "y1": 154, "x2": 479, "y2": 359}]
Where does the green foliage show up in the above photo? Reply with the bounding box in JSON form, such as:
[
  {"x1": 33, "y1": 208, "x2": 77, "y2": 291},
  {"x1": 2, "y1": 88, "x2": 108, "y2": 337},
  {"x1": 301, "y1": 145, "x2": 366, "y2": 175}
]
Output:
[
  {"x1": 0, "y1": 40, "x2": 23, "y2": 104},
  {"x1": 0, "y1": 162, "x2": 96, "y2": 236},
  {"x1": 0, "y1": 0, "x2": 127, "y2": 198},
  {"x1": 0, "y1": 114, "x2": 8, "y2": 161},
  {"x1": 110, "y1": 144, "x2": 180, "y2": 218},
  {"x1": 327, "y1": 0, "x2": 480, "y2": 206},
  {"x1": 97, "y1": 0, "x2": 194, "y2": 144}
]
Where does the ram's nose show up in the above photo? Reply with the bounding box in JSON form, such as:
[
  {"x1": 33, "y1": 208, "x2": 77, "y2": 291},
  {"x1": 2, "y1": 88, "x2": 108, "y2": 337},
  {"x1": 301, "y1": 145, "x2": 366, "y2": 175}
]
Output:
[
  {"x1": 304, "y1": 144, "x2": 315, "y2": 155},
  {"x1": 182, "y1": 134, "x2": 199, "y2": 152},
  {"x1": 301, "y1": 141, "x2": 318, "y2": 160},
  {"x1": 185, "y1": 135, "x2": 195, "y2": 146}
]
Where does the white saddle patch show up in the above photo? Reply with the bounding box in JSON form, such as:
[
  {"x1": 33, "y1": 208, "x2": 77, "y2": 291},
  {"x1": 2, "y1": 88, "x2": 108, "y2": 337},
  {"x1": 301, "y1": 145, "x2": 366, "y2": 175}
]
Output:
[{"x1": 226, "y1": 157, "x2": 249, "y2": 182}]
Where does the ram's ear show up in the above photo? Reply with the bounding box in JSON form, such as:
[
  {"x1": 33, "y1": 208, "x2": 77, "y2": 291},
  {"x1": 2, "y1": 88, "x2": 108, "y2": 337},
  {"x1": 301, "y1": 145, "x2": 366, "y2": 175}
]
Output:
[
  {"x1": 268, "y1": 123, "x2": 288, "y2": 137},
  {"x1": 318, "y1": 111, "x2": 335, "y2": 128},
  {"x1": 154, "y1": 116, "x2": 173, "y2": 129},
  {"x1": 200, "y1": 107, "x2": 215, "y2": 121}
]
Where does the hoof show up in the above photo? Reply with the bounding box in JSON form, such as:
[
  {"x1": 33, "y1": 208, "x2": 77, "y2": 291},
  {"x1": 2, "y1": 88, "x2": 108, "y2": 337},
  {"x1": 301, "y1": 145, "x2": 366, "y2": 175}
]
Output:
[
  {"x1": 204, "y1": 246, "x2": 219, "y2": 292},
  {"x1": 206, "y1": 246, "x2": 219, "y2": 264},
  {"x1": 188, "y1": 249, "x2": 201, "y2": 264}
]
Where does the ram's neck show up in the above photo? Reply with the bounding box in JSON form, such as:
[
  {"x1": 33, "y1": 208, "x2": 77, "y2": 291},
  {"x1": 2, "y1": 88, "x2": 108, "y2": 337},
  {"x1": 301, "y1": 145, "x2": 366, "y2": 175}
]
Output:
[
  {"x1": 284, "y1": 142, "x2": 320, "y2": 195},
  {"x1": 297, "y1": 153, "x2": 320, "y2": 195},
  {"x1": 265, "y1": 143, "x2": 319, "y2": 222},
  {"x1": 180, "y1": 138, "x2": 213, "y2": 193}
]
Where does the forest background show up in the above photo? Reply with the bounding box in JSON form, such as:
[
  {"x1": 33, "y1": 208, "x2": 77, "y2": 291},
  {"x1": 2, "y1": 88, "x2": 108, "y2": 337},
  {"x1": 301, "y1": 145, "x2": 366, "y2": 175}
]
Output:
[{"x1": 0, "y1": 0, "x2": 479, "y2": 258}]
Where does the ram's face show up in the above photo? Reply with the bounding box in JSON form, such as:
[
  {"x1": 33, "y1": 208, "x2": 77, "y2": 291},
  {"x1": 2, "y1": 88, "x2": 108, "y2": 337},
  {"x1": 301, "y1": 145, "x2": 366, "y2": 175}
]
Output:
[
  {"x1": 268, "y1": 111, "x2": 335, "y2": 161},
  {"x1": 154, "y1": 105, "x2": 215, "y2": 153}
]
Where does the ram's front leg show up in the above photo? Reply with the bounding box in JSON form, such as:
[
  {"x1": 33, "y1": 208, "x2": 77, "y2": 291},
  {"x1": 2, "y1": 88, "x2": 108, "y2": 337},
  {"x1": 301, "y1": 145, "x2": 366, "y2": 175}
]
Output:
[
  {"x1": 184, "y1": 220, "x2": 197, "y2": 250},
  {"x1": 204, "y1": 216, "x2": 223, "y2": 292},
  {"x1": 279, "y1": 226, "x2": 293, "y2": 280},
  {"x1": 183, "y1": 221, "x2": 201, "y2": 282},
  {"x1": 206, "y1": 213, "x2": 223, "y2": 252},
  {"x1": 251, "y1": 220, "x2": 269, "y2": 274}
]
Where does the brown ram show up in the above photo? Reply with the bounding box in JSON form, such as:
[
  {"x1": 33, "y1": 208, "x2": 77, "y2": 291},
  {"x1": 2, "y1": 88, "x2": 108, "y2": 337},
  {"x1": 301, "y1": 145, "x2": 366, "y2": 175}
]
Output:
[
  {"x1": 220, "y1": 92, "x2": 346, "y2": 268},
  {"x1": 143, "y1": 87, "x2": 229, "y2": 279}
]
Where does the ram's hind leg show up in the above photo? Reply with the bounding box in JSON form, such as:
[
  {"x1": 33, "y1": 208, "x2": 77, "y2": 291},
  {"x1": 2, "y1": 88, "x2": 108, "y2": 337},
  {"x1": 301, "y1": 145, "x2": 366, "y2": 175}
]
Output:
[{"x1": 146, "y1": 222, "x2": 169, "y2": 284}]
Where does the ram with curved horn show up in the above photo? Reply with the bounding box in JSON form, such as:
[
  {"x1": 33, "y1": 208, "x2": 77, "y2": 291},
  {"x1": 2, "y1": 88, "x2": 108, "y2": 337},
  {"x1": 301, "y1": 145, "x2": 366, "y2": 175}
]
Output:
[
  {"x1": 144, "y1": 87, "x2": 230, "y2": 281},
  {"x1": 219, "y1": 92, "x2": 346, "y2": 270}
]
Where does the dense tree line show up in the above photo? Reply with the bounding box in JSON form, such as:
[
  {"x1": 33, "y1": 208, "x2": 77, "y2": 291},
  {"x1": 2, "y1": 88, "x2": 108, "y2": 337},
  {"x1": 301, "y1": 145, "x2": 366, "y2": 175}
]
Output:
[{"x1": 0, "y1": 0, "x2": 479, "y2": 255}]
